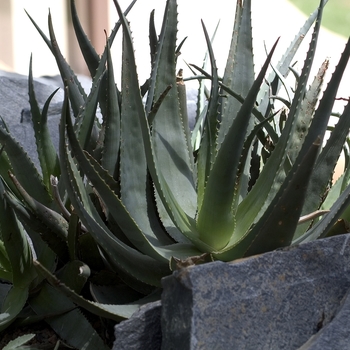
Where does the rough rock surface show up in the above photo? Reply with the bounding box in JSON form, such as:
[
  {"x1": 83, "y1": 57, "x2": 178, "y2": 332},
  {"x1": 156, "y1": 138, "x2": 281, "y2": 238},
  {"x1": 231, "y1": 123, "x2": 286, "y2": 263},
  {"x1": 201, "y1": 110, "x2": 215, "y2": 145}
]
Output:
[
  {"x1": 161, "y1": 233, "x2": 350, "y2": 350},
  {"x1": 113, "y1": 301, "x2": 162, "y2": 350},
  {"x1": 298, "y1": 288, "x2": 350, "y2": 350}
]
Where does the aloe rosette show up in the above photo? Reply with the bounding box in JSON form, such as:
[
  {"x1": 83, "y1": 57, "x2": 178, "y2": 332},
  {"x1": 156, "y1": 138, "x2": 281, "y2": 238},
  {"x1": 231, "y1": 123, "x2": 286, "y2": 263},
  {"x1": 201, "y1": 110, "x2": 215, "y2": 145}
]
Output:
[{"x1": 0, "y1": 0, "x2": 350, "y2": 346}]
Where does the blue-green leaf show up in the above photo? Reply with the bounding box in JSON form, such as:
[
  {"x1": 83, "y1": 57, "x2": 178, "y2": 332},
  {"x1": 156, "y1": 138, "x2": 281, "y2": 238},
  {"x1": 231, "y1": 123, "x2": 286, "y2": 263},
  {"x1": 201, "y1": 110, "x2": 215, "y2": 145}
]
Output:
[{"x1": 196, "y1": 39, "x2": 279, "y2": 250}]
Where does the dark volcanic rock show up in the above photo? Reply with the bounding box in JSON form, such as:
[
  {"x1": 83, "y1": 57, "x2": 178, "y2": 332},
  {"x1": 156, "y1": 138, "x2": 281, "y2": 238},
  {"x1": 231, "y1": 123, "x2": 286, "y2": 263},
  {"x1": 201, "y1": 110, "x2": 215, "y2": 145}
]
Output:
[
  {"x1": 298, "y1": 288, "x2": 350, "y2": 350},
  {"x1": 113, "y1": 301, "x2": 162, "y2": 350},
  {"x1": 161, "y1": 234, "x2": 350, "y2": 350}
]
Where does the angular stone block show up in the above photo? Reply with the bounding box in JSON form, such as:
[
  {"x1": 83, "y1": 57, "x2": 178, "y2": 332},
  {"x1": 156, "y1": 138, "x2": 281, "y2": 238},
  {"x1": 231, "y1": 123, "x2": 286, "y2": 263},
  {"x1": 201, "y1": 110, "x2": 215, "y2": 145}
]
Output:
[
  {"x1": 113, "y1": 301, "x2": 162, "y2": 350},
  {"x1": 161, "y1": 234, "x2": 350, "y2": 350}
]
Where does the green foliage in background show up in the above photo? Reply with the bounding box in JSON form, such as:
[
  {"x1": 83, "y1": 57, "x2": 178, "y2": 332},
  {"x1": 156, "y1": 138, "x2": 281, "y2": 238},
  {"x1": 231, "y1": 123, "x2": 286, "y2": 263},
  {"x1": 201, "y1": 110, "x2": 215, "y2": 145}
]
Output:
[
  {"x1": 0, "y1": 0, "x2": 350, "y2": 348},
  {"x1": 289, "y1": 0, "x2": 350, "y2": 37}
]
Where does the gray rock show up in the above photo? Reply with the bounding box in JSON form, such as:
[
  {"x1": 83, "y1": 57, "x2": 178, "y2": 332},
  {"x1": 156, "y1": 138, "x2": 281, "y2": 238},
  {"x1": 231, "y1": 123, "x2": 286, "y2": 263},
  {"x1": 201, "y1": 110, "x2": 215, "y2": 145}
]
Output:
[
  {"x1": 113, "y1": 301, "x2": 162, "y2": 350},
  {"x1": 161, "y1": 233, "x2": 350, "y2": 350},
  {"x1": 297, "y1": 289, "x2": 350, "y2": 350}
]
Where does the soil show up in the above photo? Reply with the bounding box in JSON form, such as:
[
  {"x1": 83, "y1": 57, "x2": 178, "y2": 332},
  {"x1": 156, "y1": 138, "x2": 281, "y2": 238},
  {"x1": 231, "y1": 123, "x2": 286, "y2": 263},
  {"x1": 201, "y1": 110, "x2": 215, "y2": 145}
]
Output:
[{"x1": 0, "y1": 321, "x2": 68, "y2": 349}]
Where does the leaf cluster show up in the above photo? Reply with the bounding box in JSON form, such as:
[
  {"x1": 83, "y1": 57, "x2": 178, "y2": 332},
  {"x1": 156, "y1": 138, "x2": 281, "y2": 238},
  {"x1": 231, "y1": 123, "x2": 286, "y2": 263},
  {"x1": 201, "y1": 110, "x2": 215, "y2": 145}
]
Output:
[{"x1": 0, "y1": 0, "x2": 350, "y2": 347}]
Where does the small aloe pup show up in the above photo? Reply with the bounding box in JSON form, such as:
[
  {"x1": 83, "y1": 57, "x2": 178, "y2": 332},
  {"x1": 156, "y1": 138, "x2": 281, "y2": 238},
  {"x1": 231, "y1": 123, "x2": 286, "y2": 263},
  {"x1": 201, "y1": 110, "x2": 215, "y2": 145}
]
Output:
[{"x1": 0, "y1": 0, "x2": 350, "y2": 347}]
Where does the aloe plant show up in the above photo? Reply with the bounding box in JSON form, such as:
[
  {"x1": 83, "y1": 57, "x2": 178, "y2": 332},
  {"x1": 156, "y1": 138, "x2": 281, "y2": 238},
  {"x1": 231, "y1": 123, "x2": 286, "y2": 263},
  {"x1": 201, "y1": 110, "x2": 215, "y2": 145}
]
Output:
[{"x1": 0, "y1": 0, "x2": 350, "y2": 347}]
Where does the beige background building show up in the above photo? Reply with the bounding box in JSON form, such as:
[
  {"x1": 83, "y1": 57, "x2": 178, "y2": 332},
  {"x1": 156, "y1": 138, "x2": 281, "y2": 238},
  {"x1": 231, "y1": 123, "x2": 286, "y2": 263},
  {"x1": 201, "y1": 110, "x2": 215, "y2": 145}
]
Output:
[
  {"x1": 0, "y1": 0, "x2": 347, "y2": 89},
  {"x1": 0, "y1": 0, "x2": 109, "y2": 76}
]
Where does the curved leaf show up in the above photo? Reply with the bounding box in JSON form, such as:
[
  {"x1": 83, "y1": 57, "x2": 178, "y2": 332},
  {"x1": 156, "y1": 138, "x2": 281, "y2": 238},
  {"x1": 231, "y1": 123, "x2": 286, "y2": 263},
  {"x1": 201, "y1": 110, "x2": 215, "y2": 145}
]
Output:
[
  {"x1": 28, "y1": 55, "x2": 60, "y2": 187},
  {"x1": 0, "y1": 286, "x2": 29, "y2": 332},
  {"x1": 34, "y1": 260, "x2": 159, "y2": 321},
  {"x1": 29, "y1": 282, "x2": 109, "y2": 350},
  {"x1": 0, "y1": 127, "x2": 52, "y2": 206},
  {"x1": 196, "y1": 39, "x2": 279, "y2": 250}
]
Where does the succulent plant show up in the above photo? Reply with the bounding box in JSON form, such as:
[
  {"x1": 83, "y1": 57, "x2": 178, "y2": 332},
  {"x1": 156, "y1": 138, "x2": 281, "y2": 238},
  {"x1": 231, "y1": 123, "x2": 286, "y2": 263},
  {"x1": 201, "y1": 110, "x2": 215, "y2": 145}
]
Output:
[{"x1": 0, "y1": 0, "x2": 349, "y2": 347}]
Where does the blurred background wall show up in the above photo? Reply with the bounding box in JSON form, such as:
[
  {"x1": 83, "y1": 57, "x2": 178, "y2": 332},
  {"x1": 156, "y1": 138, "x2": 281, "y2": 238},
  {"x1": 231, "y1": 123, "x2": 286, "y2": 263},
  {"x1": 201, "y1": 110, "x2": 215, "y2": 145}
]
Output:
[
  {"x1": 0, "y1": 0, "x2": 348, "y2": 179},
  {"x1": 0, "y1": 0, "x2": 109, "y2": 76},
  {"x1": 0, "y1": 0, "x2": 348, "y2": 94}
]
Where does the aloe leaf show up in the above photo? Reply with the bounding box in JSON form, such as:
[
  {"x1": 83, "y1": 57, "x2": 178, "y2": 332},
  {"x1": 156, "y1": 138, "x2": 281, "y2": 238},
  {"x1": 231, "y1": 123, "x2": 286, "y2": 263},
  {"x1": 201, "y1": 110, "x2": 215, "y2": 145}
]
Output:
[
  {"x1": 29, "y1": 282, "x2": 109, "y2": 350},
  {"x1": 56, "y1": 260, "x2": 89, "y2": 294},
  {"x1": 69, "y1": 0, "x2": 136, "y2": 124},
  {"x1": 67, "y1": 213, "x2": 79, "y2": 261},
  {"x1": 0, "y1": 271, "x2": 12, "y2": 283},
  {"x1": 74, "y1": 72, "x2": 102, "y2": 151},
  {"x1": 66, "y1": 105, "x2": 201, "y2": 261},
  {"x1": 147, "y1": 85, "x2": 173, "y2": 125},
  {"x1": 2, "y1": 334, "x2": 36, "y2": 349},
  {"x1": 177, "y1": 70, "x2": 194, "y2": 172},
  {"x1": 60, "y1": 92, "x2": 171, "y2": 286},
  {"x1": 294, "y1": 180, "x2": 350, "y2": 244},
  {"x1": 25, "y1": 10, "x2": 86, "y2": 116},
  {"x1": 28, "y1": 56, "x2": 60, "y2": 187},
  {"x1": 100, "y1": 39, "x2": 120, "y2": 175},
  {"x1": 90, "y1": 281, "x2": 144, "y2": 305},
  {"x1": 148, "y1": 0, "x2": 197, "y2": 236},
  {"x1": 149, "y1": 9, "x2": 158, "y2": 66},
  {"x1": 215, "y1": 139, "x2": 321, "y2": 260},
  {"x1": 235, "y1": 1, "x2": 325, "y2": 238},
  {"x1": 288, "y1": 58, "x2": 329, "y2": 164},
  {"x1": 267, "y1": 59, "x2": 294, "y2": 105},
  {"x1": 0, "y1": 283, "x2": 11, "y2": 307},
  {"x1": 85, "y1": 152, "x2": 201, "y2": 260},
  {"x1": 196, "y1": 20, "x2": 220, "y2": 213},
  {"x1": 242, "y1": 138, "x2": 321, "y2": 257},
  {"x1": 191, "y1": 103, "x2": 208, "y2": 152},
  {"x1": 0, "y1": 179, "x2": 36, "y2": 288},
  {"x1": 187, "y1": 20, "x2": 218, "y2": 152},
  {"x1": 0, "y1": 286, "x2": 29, "y2": 332},
  {"x1": 321, "y1": 173, "x2": 349, "y2": 212},
  {"x1": 4, "y1": 191, "x2": 69, "y2": 263},
  {"x1": 69, "y1": 0, "x2": 100, "y2": 75},
  {"x1": 219, "y1": 0, "x2": 254, "y2": 200},
  {"x1": 297, "y1": 39, "x2": 350, "y2": 163},
  {"x1": 24, "y1": 11, "x2": 52, "y2": 50},
  {"x1": 257, "y1": 0, "x2": 328, "y2": 115},
  {"x1": 119, "y1": 24, "x2": 174, "y2": 247},
  {"x1": 48, "y1": 11, "x2": 87, "y2": 115},
  {"x1": 0, "y1": 127, "x2": 52, "y2": 206},
  {"x1": 0, "y1": 242, "x2": 11, "y2": 280},
  {"x1": 7, "y1": 173, "x2": 69, "y2": 241},
  {"x1": 24, "y1": 227, "x2": 57, "y2": 288},
  {"x1": 327, "y1": 158, "x2": 350, "y2": 222},
  {"x1": 236, "y1": 113, "x2": 276, "y2": 191},
  {"x1": 113, "y1": 0, "x2": 205, "y2": 249},
  {"x1": 196, "y1": 39, "x2": 279, "y2": 251},
  {"x1": 218, "y1": 0, "x2": 254, "y2": 146},
  {"x1": 193, "y1": 19, "x2": 219, "y2": 123},
  {"x1": 189, "y1": 65, "x2": 278, "y2": 143},
  {"x1": 70, "y1": 0, "x2": 137, "y2": 77},
  {"x1": 34, "y1": 260, "x2": 158, "y2": 321},
  {"x1": 59, "y1": 90, "x2": 100, "y2": 217},
  {"x1": 144, "y1": 0, "x2": 171, "y2": 116},
  {"x1": 296, "y1": 39, "x2": 350, "y2": 237}
]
